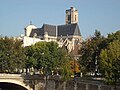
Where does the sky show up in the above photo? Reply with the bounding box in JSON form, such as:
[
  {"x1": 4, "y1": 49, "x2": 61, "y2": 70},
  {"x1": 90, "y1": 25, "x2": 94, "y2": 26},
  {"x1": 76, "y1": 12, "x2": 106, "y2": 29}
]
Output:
[{"x1": 0, "y1": 0, "x2": 120, "y2": 39}]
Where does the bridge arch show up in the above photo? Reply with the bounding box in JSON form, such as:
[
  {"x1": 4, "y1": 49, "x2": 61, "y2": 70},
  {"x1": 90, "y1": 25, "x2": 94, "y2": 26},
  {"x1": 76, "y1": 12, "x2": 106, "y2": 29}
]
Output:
[{"x1": 0, "y1": 79, "x2": 33, "y2": 90}]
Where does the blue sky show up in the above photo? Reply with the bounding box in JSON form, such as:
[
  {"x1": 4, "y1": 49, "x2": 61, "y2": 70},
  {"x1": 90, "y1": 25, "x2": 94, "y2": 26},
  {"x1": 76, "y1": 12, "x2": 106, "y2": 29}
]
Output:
[{"x1": 0, "y1": 0, "x2": 120, "y2": 39}]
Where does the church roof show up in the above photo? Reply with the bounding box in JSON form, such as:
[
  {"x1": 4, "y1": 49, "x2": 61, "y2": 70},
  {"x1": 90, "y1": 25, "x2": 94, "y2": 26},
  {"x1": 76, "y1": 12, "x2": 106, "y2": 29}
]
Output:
[
  {"x1": 29, "y1": 23, "x2": 81, "y2": 37},
  {"x1": 42, "y1": 24, "x2": 56, "y2": 36},
  {"x1": 57, "y1": 23, "x2": 81, "y2": 36}
]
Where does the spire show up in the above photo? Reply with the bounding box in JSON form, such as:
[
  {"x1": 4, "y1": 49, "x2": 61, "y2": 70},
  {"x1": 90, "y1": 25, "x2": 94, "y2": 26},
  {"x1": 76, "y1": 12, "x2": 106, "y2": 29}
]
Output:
[{"x1": 30, "y1": 21, "x2": 32, "y2": 25}]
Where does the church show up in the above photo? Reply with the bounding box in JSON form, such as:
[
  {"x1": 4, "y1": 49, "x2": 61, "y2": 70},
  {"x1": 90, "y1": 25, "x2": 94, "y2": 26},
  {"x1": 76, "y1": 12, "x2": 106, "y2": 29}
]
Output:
[{"x1": 23, "y1": 7, "x2": 82, "y2": 55}]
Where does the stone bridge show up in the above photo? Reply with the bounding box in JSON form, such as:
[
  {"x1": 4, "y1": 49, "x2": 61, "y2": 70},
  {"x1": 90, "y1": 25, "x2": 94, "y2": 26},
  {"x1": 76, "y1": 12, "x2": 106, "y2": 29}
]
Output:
[
  {"x1": 0, "y1": 74, "x2": 45, "y2": 90},
  {"x1": 0, "y1": 74, "x2": 120, "y2": 90}
]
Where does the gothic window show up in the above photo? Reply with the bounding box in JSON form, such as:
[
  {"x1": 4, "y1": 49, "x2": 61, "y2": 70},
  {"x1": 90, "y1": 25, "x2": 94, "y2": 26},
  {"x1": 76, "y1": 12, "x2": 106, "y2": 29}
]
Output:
[
  {"x1": 75, "y1": 15, "x2": 76, "y2": 21},
  {"x1": 68, "y1": 15, "x2": 71, "y2": 21}
]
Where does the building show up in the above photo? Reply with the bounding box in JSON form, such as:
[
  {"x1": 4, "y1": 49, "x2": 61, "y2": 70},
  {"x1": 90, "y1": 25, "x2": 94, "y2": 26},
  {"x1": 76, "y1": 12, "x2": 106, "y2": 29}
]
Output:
[
  {"x1": 66, "y1": 7, "x2": 78, "y2": 24},
  {"x1": 23, "y1": 7, "x2": 82, "y2": 55}
]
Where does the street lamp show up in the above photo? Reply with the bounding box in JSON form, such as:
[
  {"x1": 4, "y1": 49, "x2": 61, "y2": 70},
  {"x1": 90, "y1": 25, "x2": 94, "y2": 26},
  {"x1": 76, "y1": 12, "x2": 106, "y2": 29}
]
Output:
[
  {"x1": 73, "y1": 55, "x2": 77, "y2": 90},
  {"x1": 74, "y1": 55, "x2": 77, "y2": 81},
  {"x1": 95, "y1": 56, "x2": 98, "y2": 76},
  {"x1": 42, "y1": 52, "x2": 48, "y2": 90},
  {"x1": 45, "y1": 70, "x2": 48, "y2": 90}
]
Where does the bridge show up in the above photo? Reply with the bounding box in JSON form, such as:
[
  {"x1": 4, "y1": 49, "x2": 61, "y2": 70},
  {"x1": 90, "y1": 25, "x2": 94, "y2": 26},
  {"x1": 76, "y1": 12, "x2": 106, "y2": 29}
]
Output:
[
  {"x1": 0, "y1": 74, "x2": 120, "y2": 90},
  {"x1": 0, "y1": 74, "x2": 45, "y2": 90}
]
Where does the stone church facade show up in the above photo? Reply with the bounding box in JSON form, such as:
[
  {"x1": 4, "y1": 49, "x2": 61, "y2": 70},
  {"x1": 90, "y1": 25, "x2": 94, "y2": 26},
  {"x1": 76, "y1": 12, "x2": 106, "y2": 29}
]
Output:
[{"x1": 23, "y1": 7, "x2": 82, "y2": 55}]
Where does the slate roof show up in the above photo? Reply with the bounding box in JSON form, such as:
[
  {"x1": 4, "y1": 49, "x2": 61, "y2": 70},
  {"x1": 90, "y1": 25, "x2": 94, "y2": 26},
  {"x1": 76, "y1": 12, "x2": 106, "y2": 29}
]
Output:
[
  {"x1": 42, "y1": 24, "x2": 56, "y2": 36},
  {"x1": 30, "y1": 28, "x2": 43, "y2": 37},
  {"x1": 30, "y1": 24, "x2": 56, "y2": 37},
  {"x1": 57, "y1": 23, "x2": 81, "y2": 36},
  {"x1": 30, "y1": 23, "x2": 81, "y2": 37}
]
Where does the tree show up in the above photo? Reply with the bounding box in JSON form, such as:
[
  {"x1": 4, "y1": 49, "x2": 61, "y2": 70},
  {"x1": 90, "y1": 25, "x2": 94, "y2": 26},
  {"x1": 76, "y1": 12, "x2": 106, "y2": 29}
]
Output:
[
  {"x1": 24, "y1": 41, "x2": 72, "y2": 79},
  {"x1": 24, "y1": 46, "x2": 37, "y2": 69},
  {"x1": 107, "y1": 30, "x2": 120, "y2": 42},
  {"x1": 70, "y1": 60, "x2": 80, "y2": 74},
  {"x1": 100, "y1": 30, "x2": 120, "y2": 50},
  {"x1": 100, "y1": 40, "x2": 120, "y2": 84},
  {"x1": 0, "y1": 37, "x2": 25, "y2": 73},
  {"x1": 79, "y1": 30, "x2": 104, "y2": 75},
  {"x1": 33, "y1": 42, "x2": 60, "y2": 73}
]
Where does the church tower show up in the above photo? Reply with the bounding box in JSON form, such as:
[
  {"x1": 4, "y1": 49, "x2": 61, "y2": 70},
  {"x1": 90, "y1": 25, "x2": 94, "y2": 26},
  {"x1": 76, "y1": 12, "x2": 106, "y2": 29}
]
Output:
[{"x1": 65, "y1": 7, "x2": 78, "y2": 24}]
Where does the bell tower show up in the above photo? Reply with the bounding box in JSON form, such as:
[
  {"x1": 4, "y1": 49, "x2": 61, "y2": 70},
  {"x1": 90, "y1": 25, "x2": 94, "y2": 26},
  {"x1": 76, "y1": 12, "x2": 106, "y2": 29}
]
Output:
[{"x1": 65, "y1": 7, "x2": 78, "y2": 24}]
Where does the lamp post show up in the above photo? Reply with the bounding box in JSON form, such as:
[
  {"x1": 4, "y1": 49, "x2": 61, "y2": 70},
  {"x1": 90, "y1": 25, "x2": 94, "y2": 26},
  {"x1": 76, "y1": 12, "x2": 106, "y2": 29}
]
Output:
[
  {"x1": 95, "y1": 56, "x2": 98, "y2": 76},
  {"x1": 95, "y1": 48, "x2": 99, "y2": 76},
  {"x1": 74, "y1": 55, "x2": 77, "y2": 90},
  {"x1": 45, "y1": 70, "x2": 48, "y2": 90},
  {"x1": 42, "y1": 52, "x2": 48, "y2": 90},
  {"x1": 74, "y1": 55, "x2": 77, "y2": 81}
]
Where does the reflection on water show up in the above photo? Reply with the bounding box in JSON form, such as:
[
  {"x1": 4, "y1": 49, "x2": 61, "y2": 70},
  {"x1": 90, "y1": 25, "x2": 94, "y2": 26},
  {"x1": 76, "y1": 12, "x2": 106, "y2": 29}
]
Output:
[{"x1": 0, "y1": 83, "x2": 27, "y2": 90}]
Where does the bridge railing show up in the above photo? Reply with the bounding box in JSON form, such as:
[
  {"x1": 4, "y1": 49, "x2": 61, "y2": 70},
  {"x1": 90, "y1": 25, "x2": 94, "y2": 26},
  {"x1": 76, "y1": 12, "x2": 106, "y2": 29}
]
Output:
[{"x1": 0, "y1": 74, "x2": 22, "y2": 78}]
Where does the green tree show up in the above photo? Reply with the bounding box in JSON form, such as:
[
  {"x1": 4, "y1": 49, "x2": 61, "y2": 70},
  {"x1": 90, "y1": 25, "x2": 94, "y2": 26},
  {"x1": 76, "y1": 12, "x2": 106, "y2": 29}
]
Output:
[
  {"x1": 100, "y1": 30, "x2": 120, "y2": 50},
  {"x1": 79, "y1": 30, "x2": 104, "y2": 75},
  {"x1": 100, "y1": 40, "x2": 120, "y2": 84},
  {"x1": 24, "y1": 46, "x2": 37, "y2": 69},
  {"x1": 0, "y1": 37, "x2": 25, "y2": 73},
  {"x1": 107, "y1": 30, "x2": 120, "y2": 42},
  {"x1": 24, "y1": 41, "x2": 72, "y2": 79},
  {"x1": 58, "y1": 48, "x2": 72, "y2": 80}
]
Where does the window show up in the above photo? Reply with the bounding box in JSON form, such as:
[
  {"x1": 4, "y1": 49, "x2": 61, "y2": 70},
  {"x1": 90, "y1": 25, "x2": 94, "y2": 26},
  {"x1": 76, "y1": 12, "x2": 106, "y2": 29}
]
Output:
[{"x1": 75, "y1": 15, "x2": 76, "y2": 21}]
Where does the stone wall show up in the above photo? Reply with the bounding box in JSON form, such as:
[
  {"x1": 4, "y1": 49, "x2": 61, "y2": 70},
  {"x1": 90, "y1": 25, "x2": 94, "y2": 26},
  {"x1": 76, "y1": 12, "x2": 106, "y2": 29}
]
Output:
[
  {"x1": 29, "y1": 75, "x2": 120, "y2": 90},
  {"x1": 40, "y1": 79, "x2": 120, "y2": 90},
  {"x1": 0, "y1": 74, "x2": 119, "y2": 90}
]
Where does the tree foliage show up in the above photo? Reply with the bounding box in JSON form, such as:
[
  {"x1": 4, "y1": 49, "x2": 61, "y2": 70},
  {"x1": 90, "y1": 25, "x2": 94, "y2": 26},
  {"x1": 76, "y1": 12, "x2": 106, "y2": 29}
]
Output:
[
  {"x1": 100, "y1": 40, "x2": 120, "y2": 84},
  {"x1": 0, "y1": 37, "x2": 72, "y2": 79},
  {"x1": 70, "y1": 60, "x2": 80, "y2": 73},
  {"x1": 79, "y1": 30, "x2": 120, "y2": 84},
  {"x1": 79, "y1": 30, "x2": 104, "y2": 75},
  {"x1": 0, "y1": 37, "x2": 25, "y2": 73},
  {"x1": 100, "y1": 31, "x2": 120, "y2": 84},
  {"x1": 24, "y1": 41, "x2": 72, "y2": 79}
]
